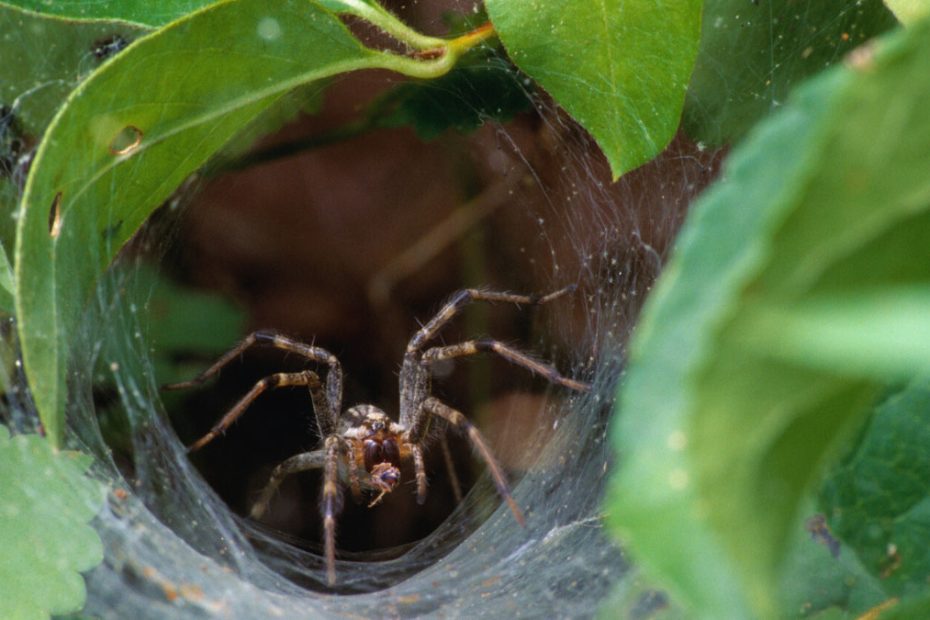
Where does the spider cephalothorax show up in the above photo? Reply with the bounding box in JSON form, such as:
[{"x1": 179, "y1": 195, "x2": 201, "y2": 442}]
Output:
[
  {"x1": 168, "y1": 286, "x2": 589, "y2": 585},
  {"x1": 342, "y1": 405, "x2": 405, "y2": 505}
]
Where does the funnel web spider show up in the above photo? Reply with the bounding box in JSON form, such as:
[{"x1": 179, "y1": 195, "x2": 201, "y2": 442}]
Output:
[{"x1": 167, "y1": 286, "x2": 589, "y2": 585}]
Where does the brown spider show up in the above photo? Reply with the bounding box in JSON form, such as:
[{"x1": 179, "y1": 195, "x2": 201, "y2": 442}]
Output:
[{"x1": 167, "y1": 286, "x2": 589, "y2": 585}]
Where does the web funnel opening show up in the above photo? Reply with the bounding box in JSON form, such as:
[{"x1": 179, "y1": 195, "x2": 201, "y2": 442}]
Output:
[
  {"x1": 60, "y1": 111, "x2": 715, "y2": 618},
  {"x1": 1, "y1": 16, "x2": 724, "y2": 618}
]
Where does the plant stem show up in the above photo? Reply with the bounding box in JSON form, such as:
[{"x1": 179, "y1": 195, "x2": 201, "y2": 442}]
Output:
[{"x1": 376, "y1": 22, "x2": 498, "y2": 80}]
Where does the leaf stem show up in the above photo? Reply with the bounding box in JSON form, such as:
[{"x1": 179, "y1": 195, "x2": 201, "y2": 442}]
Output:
[
  {"x1": 375, "y1": 22, "x2": 498, "y2": 80},
  {"x1": 341, "y1": 0, "x2": 446, "y2": 50},
  {"x1": 449, "y1": 22, "x2": 496, "y2": 55}
]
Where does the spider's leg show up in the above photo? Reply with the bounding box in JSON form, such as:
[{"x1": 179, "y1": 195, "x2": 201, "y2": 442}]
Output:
[
  {"x1": 439, "y1": 436, "x2": 464, "y2": 504},
  {"x1": 405, "y1": 286, "x2": 577, "y2": 354},
  {"x1": 187, "y1": 370, "x2": 320, "y2": 452},
  {"x1": 250, "y1": 449, "x2": 326, "y2": 519},
  {"x1": 421, "y1": 339, "x2": 590, "y2": 392},
  {"x1": 344, "y1": 439, "x2": 363, "y2": 504},
  {"x1": 321, "y1": 435, "x2": 344, "y2": 586},
  {"x1": 411, "y1": 443, "x2": 428, "y2": 505},
  {"x1": 421, "y1": 397, "x2": 525, "y2": 526},
  {"x1": 164, "y1": 329, "x2": 345, "y2": 420}
]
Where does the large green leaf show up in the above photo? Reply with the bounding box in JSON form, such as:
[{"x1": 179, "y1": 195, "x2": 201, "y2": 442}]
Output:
[
  {"x1": 0, "y1": 4, "x2": 146, "y2": 249},
  {"x1": 1, "y1": 0, "x2": 417, "y2": 32},
  {"x1": 885, "y1": 0, "x2": 930, "y2": 25},
  {"x1": 741, "y1": 289, "x2": 930, "y2": 380},
  {"x1": 484, "y1": 0, "x2": 702, "y2": 180},
  {"x1": 12, "y1": 0, "x2": 413, "y2": 448},
  {"x1": 0, "y1": 239, "x2": 13, "y2": 313},
  {"x1": 820, "y1": 378, "x2": 930, "y2": 597},
  {"x1": 606, "y1": 16, "x2": 930, "y2": 618},
  {"x1": 0, "y1": 0, "x2": 210, "y2": 26},
  {"x1": 0, "y1": 426, "x2": 104, "y2": 619},
  {"x1": 684, "y1": 0, "x2": 897, "y2": 145}
]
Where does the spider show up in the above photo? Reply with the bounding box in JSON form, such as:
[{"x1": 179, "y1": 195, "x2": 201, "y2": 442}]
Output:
[{"x1": 167, "y1": 286, "x2": 589, "y2": 585}]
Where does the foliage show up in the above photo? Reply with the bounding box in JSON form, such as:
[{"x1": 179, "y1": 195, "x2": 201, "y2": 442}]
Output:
[
  {"x1": 0, "y1": 4, "x2": 147, "y2": 252},
  {"x1": 0, "y1": 426, "x2": 104, "y2": 619},
  {"x1": 486, "y1": 0, "x2": 702, "y2": 179},
  {"x1": 820, "y1": 378, "x2": 930, "y2": 600},
  {"x1": 11, "y1": 0, "x2": 700, "y2": 450},
  {"x1": 684, "y1": 0, "x2": 898, "y2": 145},
  {"x1": 13, "y1": 0, "x2": 402, "y2": 448},
  {"x1": 3, "y1": 0, "x2": 928, "y2": 617},
  {"x1": 606, "y1": 13, "x2": 930, "y2": 619}
]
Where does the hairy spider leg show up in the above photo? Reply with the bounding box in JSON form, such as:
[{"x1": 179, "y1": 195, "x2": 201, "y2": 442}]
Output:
[
  {"x1": 164, "y1": 329, "x2": 344, "y2": 427},
  {"x1": 322, "y1": 435, "x2": 344, "y2": 586},
  {"x1": 438, "y1": 436, "x2": 463, "y2": 504},
  {"x1": 399, "y1": 286, "x2": 586, "y2": 506},
  {"x1": 183, "y1": 370, "x2": 323, "y2": 452},
  {"x1": 404, "y1": 285, "x2": 577, "y2": 355},
  {"x1": 248, "y1": 431, "x2": 359, "y2": 587},
  {"x1": 421, "y1": 339, "x2": 591, "y2": 392},
  {"x1": 344, "y1": 440, "x2": 363, "y2": 503},
  {"x1": 419, "y1": 397, "x2": 525, "y2": 526},
  {"x1": 410, "y1": 443, "x2": 428, "y2": 504},
  {"x1": 250, "y1": 449, "x2": 326, "y2": 519}
]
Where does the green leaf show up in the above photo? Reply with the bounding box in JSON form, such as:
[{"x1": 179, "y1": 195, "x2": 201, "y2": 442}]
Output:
[
  {"x1": 0, "y1": 239, "x2": 13, "y2": 314},
  {"x1": 0, "y1": 6, "x2": 145, "y2": 138},
  {"x1": 0, "y1": 4, "x2": 146, "y2": 249},
  {"x1": 0, "y1": 0, "x2": 398, "y2": 28},
  {"x1": 484, "y1": 0, "x2": 702, "y2": 180},
  {"x1": 0, "y1": 426, "x2": 104, "y2": 619},
  {"x1": 820, "y1": 378, "x2": 930, "y2": 596},
  {"x1": 873, "y1": 590, "x2": 930, "y2": 620},
  {"x1": 0, "y1": 0, "x2": 213, "y2": 27},
  {"x1": 777, "y1": 503, "x2": 887, "y2": 617},
  {"x1": 740, "y1": 289, "x2": 930, "y2": 380},
  {"x1": 597, "y1": 569, "x2": 688, "y2": 619},
  {"x1": 127, "y1": 263, "x2": 245, "y2": 386},
  {"x1": 684, "y1": 0, "x2": 897, "y2": 146},
  {"x1": 885, "y1": 0, "x2": 930, "y2": 25},
  {"x1": 13, "y1": 0, "x2": 395, "y2": 447},
  {"x1": 606, "y1": 16, "x2": 930, "y2": 619}
]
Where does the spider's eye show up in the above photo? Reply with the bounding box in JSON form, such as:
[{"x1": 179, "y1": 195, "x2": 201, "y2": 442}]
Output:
[{"x1": 371, "y1": 421, "x2": 384, "y2": 432}]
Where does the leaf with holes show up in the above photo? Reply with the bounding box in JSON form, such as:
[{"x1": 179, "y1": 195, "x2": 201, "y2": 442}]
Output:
[
  {"x1": 12, "y1": 0, "x2": 433, "y2": 447},
  {"x1": 0, "y1": 4, "x2": 146, "y2": 252},
  {"x1": 606, "y1": 15, "x2": 930, "y2": 618},
  {"x1": 484, "y1": 0, "x2": 702, "y2": 180},
  {"x1": 0, "y1": 426, "x2": 105, "y2": 619}
]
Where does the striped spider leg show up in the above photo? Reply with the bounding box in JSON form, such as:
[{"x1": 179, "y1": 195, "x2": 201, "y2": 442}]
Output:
[{"x1": 398, "y1": 286, "x2": 590, "y2": 523}]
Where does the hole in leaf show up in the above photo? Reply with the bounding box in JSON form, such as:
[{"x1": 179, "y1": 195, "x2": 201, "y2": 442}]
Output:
[
  {"x1": 109, "y1": 125, "x2": 143, "y2": 156},
  {"x1": 91, "y1": 34, "x2": 130, "y2": 61},
  {"x1": 48, "y1": 192, "x2": 62, "y2": 238}
]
